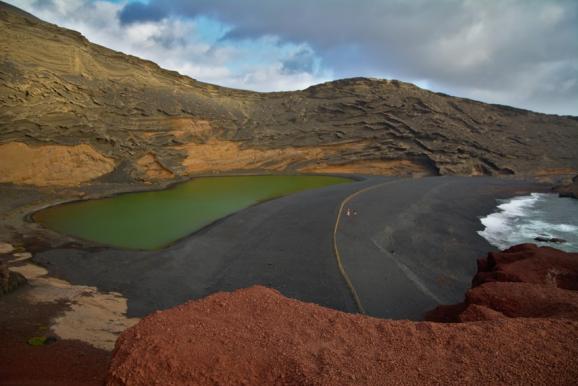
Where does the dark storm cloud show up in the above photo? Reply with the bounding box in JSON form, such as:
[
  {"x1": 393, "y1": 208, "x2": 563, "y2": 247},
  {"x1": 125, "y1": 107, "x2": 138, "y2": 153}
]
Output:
[
  {"x1": 120, "y1": 0, "x2": 578, "y2": 115},
  {"x1": 119, "y1": 2, "x2": 167, "y2": 25}
]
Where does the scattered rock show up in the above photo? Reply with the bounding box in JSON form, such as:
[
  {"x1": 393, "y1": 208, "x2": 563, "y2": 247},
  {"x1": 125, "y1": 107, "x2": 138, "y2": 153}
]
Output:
[
  {"x1": 11, "y1": 252, "x2": 32, "y2": 261},
  {"x1": 534, "y1": 236, "x2": 566, "y2": 243},
  {"x1": 0, "y1": 242, "x2": 14, "y2": 254},
  {"x1": 0, "y1": 263, "x2": 27, "y2": 295}
]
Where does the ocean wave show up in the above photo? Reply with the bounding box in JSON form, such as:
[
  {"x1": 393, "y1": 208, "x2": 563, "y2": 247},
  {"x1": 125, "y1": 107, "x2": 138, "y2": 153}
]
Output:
[{"x1": 478, "y1": 193, "x2": 578, "y2": 252}]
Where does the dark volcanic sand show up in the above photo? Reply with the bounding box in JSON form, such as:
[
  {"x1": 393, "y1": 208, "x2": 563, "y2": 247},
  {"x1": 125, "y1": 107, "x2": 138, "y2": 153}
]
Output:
[
  {"x1": 33, "y1": 176, "x2": 546, "y2": 319},
  {"x1": 336, "y1": 176, "x2": 547, "y2": 319}
]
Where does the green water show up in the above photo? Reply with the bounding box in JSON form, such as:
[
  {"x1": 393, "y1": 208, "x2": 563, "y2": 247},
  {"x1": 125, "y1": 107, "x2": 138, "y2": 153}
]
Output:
[{"x1": 34, "y1": 175, "x2": 352, "y2": 250}]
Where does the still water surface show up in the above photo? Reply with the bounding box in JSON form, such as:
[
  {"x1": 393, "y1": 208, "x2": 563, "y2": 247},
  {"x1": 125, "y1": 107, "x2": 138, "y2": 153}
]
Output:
[{"x1": 35, "y1": 175, "x2": 352, "y2": 250}]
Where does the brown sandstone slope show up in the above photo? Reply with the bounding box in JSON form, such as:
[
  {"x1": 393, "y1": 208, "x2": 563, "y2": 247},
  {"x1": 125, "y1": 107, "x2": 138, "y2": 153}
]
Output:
[
  {"x1": 1, "y1": 2, "x2": 578, "y2": 186},
  {"x1": 108, "y1": 244, "x2": 578, "y2": 386}
]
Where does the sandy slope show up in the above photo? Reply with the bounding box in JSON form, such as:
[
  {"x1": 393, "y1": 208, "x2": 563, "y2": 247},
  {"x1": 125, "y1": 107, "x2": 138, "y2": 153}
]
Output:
[{"x1": 1, "y1": 2, "x2": 577, "y2": 187}]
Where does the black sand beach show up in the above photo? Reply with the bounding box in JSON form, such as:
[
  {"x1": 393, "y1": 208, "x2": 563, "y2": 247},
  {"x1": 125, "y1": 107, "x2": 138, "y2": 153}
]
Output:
[
  {"x1": 31, "y1": 176, "x2": 546, "y2": 319},
  {"x1": 336, "y1": 176, "x2": 547, "y2": 319}
]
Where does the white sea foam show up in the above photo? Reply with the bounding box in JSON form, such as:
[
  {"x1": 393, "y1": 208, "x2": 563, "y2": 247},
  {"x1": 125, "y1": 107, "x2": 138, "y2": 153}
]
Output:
[{"x1": 478, "y1": 193, "x2": 578, "y2": 252}]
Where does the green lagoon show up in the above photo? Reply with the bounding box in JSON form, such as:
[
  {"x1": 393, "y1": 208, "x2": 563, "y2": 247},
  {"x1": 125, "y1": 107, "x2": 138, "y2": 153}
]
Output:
[{"x1": 34, "y1": 175, "x2": 352, "y2": 250}]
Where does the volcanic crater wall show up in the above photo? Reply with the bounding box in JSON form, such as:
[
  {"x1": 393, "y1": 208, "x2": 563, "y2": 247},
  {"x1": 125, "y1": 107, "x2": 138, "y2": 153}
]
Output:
[{"x1": 1, "y1": 2, "x2": 577, "y2": 186}]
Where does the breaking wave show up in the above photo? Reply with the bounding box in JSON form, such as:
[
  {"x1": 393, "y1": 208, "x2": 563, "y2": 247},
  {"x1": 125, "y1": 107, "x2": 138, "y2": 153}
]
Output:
[{"x1": 478, "y1": 193, "x2": 578, "y2": 252}]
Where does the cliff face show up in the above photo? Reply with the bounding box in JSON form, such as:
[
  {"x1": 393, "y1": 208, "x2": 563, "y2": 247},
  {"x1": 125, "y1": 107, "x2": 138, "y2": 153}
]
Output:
[
  {"x1": 107, "y1": 245, "x2": 578, "y2": 386},
  {"x1": 1, "y1": 2, "x2": 578, "y2": 186}
]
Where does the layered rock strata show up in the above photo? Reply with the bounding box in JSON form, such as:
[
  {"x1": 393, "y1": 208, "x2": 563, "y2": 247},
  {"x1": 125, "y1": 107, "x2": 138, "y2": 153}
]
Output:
[{"x1": 1, "y1": 2, "x2": 577, "y2": 187}]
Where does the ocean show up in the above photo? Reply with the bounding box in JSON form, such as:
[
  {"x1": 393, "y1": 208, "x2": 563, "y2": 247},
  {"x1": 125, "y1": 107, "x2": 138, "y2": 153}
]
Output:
[{"x1": 478, "y1": 193, "x2": 578, "y2": 253}]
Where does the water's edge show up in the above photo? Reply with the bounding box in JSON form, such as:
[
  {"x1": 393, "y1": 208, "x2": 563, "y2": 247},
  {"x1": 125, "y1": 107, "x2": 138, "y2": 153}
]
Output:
[{"x1": 478, "y1": 193, "x2": 578, "y2": 252}]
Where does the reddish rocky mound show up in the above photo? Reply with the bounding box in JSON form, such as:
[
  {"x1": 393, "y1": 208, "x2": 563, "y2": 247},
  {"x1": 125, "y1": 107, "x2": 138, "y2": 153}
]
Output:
[
  {"x1": 108, "y1": 244, "x2": 578, "y2": 386},
  {"x1": 427, "y1": 243, "x2": 578, "y2": 322}
]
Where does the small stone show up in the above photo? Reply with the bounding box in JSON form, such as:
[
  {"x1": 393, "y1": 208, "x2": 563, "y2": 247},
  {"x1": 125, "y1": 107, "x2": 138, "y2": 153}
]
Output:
[
  {"x1": 550, "y1": 238, "x2": 567, "y2": 243},
  {"x1": 0, "y1": 242, "x2": 14, "y2": 254},
  {"x1": 45, "y1": 336, "x2": 59, "y2": 345},
  {"x1": 12, "y1": 252, "x2": 32, "y2": 261},
  {"x1": 534, "y1": 236, "x2": 566, "y2": 244},
  {"x1": 0, "y1": 264, "x2": 27, "y2": 295}
]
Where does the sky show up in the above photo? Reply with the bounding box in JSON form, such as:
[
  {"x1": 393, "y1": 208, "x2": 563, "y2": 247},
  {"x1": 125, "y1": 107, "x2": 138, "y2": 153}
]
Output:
[{"x1": 8, "y1": 0, "x2": 578, "y2": 116}]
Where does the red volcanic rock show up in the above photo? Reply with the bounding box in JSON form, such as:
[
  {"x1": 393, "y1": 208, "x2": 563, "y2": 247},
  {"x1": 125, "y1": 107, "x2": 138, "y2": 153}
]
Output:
[
  {"x1": 473, "y1": 243, "x2": 578, "y2": 289},
  {"x1": 108, "y1": 288, "x2": 578, "y2": 385},
  {"x1": 427, "y1": 244, "x2": 578, "y2": 323},
  {"x1": 461, "y1": 282, "x2": 578, "y2": 321},
  {"x1": 108, "y1": 245, "x2": 578, "y2": 385}
]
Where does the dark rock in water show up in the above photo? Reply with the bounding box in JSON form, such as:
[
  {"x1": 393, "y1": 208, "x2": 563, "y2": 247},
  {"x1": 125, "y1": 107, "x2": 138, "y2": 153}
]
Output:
[
  {"x1": 534, "y1": 236, "x2": 566, "y2": 243},
  {"x1": 0, "y1": 263, "x2": 27, "y2": 296}
]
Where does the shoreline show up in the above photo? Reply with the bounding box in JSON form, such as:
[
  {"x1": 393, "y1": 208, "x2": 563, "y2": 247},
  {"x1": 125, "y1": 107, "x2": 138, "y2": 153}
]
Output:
[
  {"x1": 28, "y1": 173, "x2": 361, "y2": 252},
  {"x1": 29, "y1": 176, "x2": 548, "y2": 319},
  {"x1": 0, "y1": 174, "x2": 554, "y2": 384},
  {"x1": 3, "y1": 172, "x2": 366, "y2": 251}
]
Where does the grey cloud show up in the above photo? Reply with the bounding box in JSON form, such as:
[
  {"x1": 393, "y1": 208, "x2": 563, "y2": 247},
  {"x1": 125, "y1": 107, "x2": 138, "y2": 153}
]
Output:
[
  {"x1": 119, "y1": 2, "x2": 167, "y2": 25},
  {"x1": 281, "y1": 48, "x2": 316, "y2": 75},
  {"x1": 124, "y1": 0, "x2": 578, "y2": 115}
]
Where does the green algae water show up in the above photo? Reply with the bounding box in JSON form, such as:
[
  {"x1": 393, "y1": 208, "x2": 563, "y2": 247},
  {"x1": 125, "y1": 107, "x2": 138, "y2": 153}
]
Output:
[{"x1": 34, "y1": 175, "x2": 351, "y2": 250}]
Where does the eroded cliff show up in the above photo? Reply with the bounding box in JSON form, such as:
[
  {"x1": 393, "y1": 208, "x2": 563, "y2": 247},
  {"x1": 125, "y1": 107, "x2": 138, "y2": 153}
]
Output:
[{"x1": 1, "y1": 2, "x2": 577, "y2": 186}]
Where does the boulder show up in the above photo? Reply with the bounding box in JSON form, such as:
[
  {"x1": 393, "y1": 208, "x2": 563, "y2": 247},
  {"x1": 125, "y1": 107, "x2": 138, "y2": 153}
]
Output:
[
  {"x1": 0, "y1": 263, "x2": 27, "y2": 295},
  {"x1": 535, "y1": 236, "x2": 566, "y2": 243},
  {"x1": 0, "y1": 242, "x2": 14, "y2": 254}
]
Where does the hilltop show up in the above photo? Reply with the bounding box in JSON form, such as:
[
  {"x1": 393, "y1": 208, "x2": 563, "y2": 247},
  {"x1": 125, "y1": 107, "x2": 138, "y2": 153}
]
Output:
[{"x1": 1, "y1": 1, "x2": 577, "y2": 187}]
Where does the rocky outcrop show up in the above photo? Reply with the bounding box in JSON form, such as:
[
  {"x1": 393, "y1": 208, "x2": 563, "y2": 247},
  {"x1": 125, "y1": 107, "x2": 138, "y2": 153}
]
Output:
[
  {"x1": 1, "y1": 2, "x2": 577, "y2": 186},
  {"x1": 554, "y1": 175, "x2": 578, "y2": 199},
  {"x1": 0, "y1": 263, "x2": 26, "y2": 295},
  {"x1": 108, "y1": 245, "x2": 578, "y2": 386},
  {"x1": 0, "y1": 242, "x2": 27, "y2": 295},
  {"x1": 426, "y1": 244, "x2": 578, "y2": 322}
]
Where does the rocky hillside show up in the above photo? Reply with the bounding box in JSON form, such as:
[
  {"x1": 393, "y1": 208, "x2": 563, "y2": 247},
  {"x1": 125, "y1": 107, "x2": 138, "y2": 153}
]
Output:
[{"x1": 1, "y1": 2, "x2": 577, "y2": 186}]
